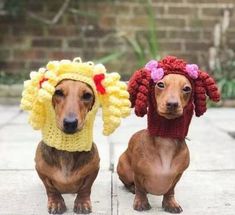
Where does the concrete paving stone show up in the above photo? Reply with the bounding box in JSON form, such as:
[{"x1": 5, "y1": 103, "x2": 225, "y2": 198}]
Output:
[
  {"x1": 112, "y1": 170, "x2": 235, "y2": 215},
  {"x1": 0, "y1": 105, "x2": 21, "y2": 126},
  {"x1": 0, "y1": 170, "x2": 111, "y2": 215}
]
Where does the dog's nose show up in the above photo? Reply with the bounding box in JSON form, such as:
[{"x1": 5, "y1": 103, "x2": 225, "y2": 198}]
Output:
[
  {"x1": 166, "y1": 101, "x2": 179, "y2": 110},
  {"x1": 63, "y1": 118, "x2": 78, "y2": 134}
]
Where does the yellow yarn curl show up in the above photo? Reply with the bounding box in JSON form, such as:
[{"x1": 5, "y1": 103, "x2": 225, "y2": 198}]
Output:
[{"x1": 20, "y1": 57, "x2": 131, "y2": 152}]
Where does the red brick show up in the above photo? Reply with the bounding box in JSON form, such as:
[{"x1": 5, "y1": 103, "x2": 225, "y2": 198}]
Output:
[
  {"x1": 0, "y1": 36, "x2": 25, "y2": 47},
  {"x1": 186, "y1": 0, "x2": 235, "y2": 3},
  {"x1": 117, "y1": 16, "x2": 150, "y2": 28},
  {"x1": 168, "y1": 6, "x2": 196, "y2": 15},
  {"x1": 168, "y1": 30, "x2": 201, "y2": 40},
  {"x1": 47, "y1": 26, "x2": 80, "y2": 37},
  {"x1": 28, "y1": 61, "x2": 47, "y2": 70},
  {"x1": 161, "y1": 51, "x2": 198, "y2": 63},
  {"x1": 202, "y1": 8, "x2": 223, "y2": 16},
  {"x1": 0, "y1": 50, "x2": 11, "y2": 60},
  {"x1": 26, "y1": 1, "x2": 44, "y2": 12},
  {"x1": 185, "y1": 41, "x2": 211, "y2": 51},
  {"x1": 156, "y1": 17, "x2": 186, "y2": 28},
  {"x1": 0, "y1": 15, "x2": 26, "y2": 25},
  {"x1": 13, "y1": 50, "x2": 46, "y2": 60},
  {"x1": 32, "y1": 38, "x2": 62, "y2": 48},
  {"x1": 99, "y1": 16, "x2": 116, "y2": 29},
  {"x1": 48, "y1": 51, "x2": 81, "y2": 60},
  {"x1": 136, "y1": 30, "x2": 167, "y2": 40},
  {"x1": 12, "y1": 25, "x2": 44, "y2": 36},
  {"x1": 132, "y1": 5, "x2": 165, "y2": 15},
  {"x1": 202, "y1": 30, "x2": 212, "y2": 40},
  {"x1": 67, "y1": 39, "x2": 84, "y2": 48},
  {"x1": 228, "y1": 41, "x2": 235, "y2": 50},
  {"x1": 152, "y1": 0, "x2": 183, "y2": 2},
  {"x1": 84, "y1": 27, "x2": 113, "y2": 37},
  {"x1": 0, "y1": 61, "x2": 26, "y2": 72},
  {"x1": 159, "y1": 41, "x2": 182, "y2": 51},
  {"x1": 227, "y1": 30, "x2": 235, "y2": 40},
  {"x1": 188, "y1": 18, "x2": 217, "y2": 29}
]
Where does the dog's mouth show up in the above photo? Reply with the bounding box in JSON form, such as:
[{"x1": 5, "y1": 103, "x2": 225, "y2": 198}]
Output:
[{"x1": 158, "y1": 109, "x2": 183, "y2": 120}]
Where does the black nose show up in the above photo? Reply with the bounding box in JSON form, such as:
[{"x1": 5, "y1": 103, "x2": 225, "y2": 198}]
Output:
[
  {"x1": 63, "y1": 118, "x2": 78, "y2": 134},
  {"x1": 166, "y1": 101, "x2": 179, "y2": 110}
]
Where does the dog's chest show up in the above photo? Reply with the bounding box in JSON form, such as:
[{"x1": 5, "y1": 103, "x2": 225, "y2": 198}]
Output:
[
  {"x1": 136, "y1": 139, "x2": 187, "y2": 195},
  {"x1": 52, "y1": 165, "x2": 83, "y2": 193}
]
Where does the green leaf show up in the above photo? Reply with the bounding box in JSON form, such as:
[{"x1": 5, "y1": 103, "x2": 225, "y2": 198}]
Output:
[{"x1": 94, "y1": 52, "x2": 123, "y2": 64}]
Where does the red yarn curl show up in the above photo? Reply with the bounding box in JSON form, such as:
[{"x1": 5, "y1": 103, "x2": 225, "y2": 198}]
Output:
[
  {"x1": 128, "y1": 56, "x2": 220, "y2": 118},
  {"x1": 128, "y1": 68, "x2": 151, "y2": 117}
]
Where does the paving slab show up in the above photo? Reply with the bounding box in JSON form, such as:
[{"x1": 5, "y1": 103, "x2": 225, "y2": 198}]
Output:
[
  {"x1": 0, "y1": 170, "x2": 111, "y2": 215},
  {"x1": 0, "y1": 106, "x2": 235, "y2": 215},
  {"x1": 112, "y1": 170, "x2": 235, "y2": 215},
  {"x1": 0, "y1": 105, "x2": 21, "y2": 127}
]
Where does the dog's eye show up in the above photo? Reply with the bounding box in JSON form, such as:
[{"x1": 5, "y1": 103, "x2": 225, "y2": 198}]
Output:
[
  {"x1": 82, "y1": 92, "x2": 93, "y2": 101},
  {"x1": 54, "y1": 89, "x2": 64, "y2": 97},
  {"x1": 183, "y1": 86, "x2": 191, "y2": 93},
  {"x1": 156, "y1": 82, "x2": 165, "y2": 89}
]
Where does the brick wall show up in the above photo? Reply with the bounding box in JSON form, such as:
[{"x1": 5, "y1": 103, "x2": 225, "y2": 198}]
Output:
[{"x1": 0, "y1": 0, "x2": 235, "y2": 79}]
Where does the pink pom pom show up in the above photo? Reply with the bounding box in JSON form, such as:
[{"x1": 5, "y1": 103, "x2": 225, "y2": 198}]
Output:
[
  {"x1": 145, "y1": 60, "x2": 164, "y2": 82},
  {"x1": 186, "y1": 64, "x2": 199, "y2": 79},
  {"x1": 145, "y1": 60, "x2": 158, "y2": 71},
  {"x1": 151, "y1": 68, "x2": 164, "y2": 82}
]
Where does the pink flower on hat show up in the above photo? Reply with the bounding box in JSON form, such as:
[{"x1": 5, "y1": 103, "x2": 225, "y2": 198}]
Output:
[
  {"x1": 186, "y1": 64, "x2": 199, "y2": 79},
  {"x1": 145, "y1": 60, "x2": 164, "y2": 82}
]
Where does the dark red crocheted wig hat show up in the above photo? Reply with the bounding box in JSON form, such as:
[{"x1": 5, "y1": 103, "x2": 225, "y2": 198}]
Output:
[{"x1": 128, "y1": 56, "x2": 220, "y2": 139}]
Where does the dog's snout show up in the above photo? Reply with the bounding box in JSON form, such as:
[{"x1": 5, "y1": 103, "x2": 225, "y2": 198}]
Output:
[
  {"x1": 63, "y1": 117, "x2": 78, "y2": 134},
  {"x1": 166, "y1": 101, "x2": 179, "y2": 110}
]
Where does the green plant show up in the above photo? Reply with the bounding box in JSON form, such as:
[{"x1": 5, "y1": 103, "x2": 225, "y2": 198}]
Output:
[
  {"x1": 209, "y1": 9, "x2": 235, "y2": 100},
  {"x1": 215, "y1": 59, "x2": 235, "y2": 99},
  {"x1": 124, "y1": 0, "x2": 160, "y2": 68},
  {"x1": 0, "y1": 71, "x2": 28, "y2": 85}
]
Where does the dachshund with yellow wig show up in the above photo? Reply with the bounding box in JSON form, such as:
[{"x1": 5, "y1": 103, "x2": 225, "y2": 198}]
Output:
[
  {"x1": 21, "y1": 58, "x2": 130, "y2": 214},
  {"x1": 117, "y1": 56, "x2": 220, "y2": 213}
]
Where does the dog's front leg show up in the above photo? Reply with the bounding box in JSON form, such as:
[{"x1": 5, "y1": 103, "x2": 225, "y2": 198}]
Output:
[
  {"x1": 162, "y1": 174, "x2": 183, "y2": 213},
  {"x1": 133, "y1": 177, "x2": 151, "y2": 211},
  {"x1": 37, "y1": 172, "x2": 66, "y2": 214},
  {"x1": 73, "y1": 170, "x2": 99, "y2": 214}
]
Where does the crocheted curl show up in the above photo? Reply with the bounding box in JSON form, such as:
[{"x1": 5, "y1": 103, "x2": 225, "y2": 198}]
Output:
[
  {"x1": 128, "y1": 68, "x2": 152, "y2": 117},
  {"x1": 21, "y1": 58, "x2": 131, "y2": 135},
  {"x1": 128, "y1": 56, "x2": 220, "y2": 117}
]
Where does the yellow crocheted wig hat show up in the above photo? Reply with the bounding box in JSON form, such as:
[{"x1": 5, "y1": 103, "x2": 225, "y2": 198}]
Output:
[{"x1": 20, "y1": 57, "x2": 131, "y2": 152}]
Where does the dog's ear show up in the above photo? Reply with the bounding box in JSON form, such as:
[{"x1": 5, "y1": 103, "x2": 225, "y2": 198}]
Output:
[
  {"x1": 128, "y1": 68, "x2": 151, "y2": 117},
  {"x1": 194, "y1": 71, "x2": 220, "y2": 117},
  {"x1": 99, "y1": 72, "x2": 131, "y2": 135}
]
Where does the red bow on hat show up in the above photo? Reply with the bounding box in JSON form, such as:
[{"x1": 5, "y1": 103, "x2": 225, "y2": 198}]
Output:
[{"x1": 93, "y1": 74, "x2": 106, "y2": 94}]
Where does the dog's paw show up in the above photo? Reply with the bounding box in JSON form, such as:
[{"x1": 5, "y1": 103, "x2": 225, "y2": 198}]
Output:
[
  {"x1": 48, "y1": 196, "x2": 66, "y2": 214},
  {"x1": 73, "y1": 199, "x2": 92, "y2": 214},
  {"x1": 133, "y1": 198, "x2": 151, "y2": 211},
  {"x1": 162, "y1": 199, "x2": 183, "y2": 214}
]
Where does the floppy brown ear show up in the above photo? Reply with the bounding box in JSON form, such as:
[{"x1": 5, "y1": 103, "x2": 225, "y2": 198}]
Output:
[
  {"x1": 128, "y1": 68, "x2": 151, "y2": 117},
  {"x1": 194, "y1": 71, "x2": 220, "y2": 117}
]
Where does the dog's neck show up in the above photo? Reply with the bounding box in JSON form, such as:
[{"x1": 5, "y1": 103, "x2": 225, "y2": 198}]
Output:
[{"x1": 147, "y1": 91, "x2": 194, "y2": 140}]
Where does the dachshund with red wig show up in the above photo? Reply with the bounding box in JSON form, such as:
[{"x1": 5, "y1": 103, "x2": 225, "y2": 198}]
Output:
[{"x1": 117, "y1": 56, "x2": 220, "y2": 213}]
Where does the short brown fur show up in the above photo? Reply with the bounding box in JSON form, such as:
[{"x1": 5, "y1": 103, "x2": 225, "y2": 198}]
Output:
[
  {"x1": 35, "y1": 80, "x2": 100, "y2": 214},
  {"x1": 117, "y1": 74, "x2": 192, "y2": 213}
]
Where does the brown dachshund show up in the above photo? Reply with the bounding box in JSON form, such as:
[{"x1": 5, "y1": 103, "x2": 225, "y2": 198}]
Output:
[
  {"x1": 117, "y1": 56, "x2": 220, "y2": 213},
  {"x1": 35, "y1": 80, "x2": 100, "y2": 214}
]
